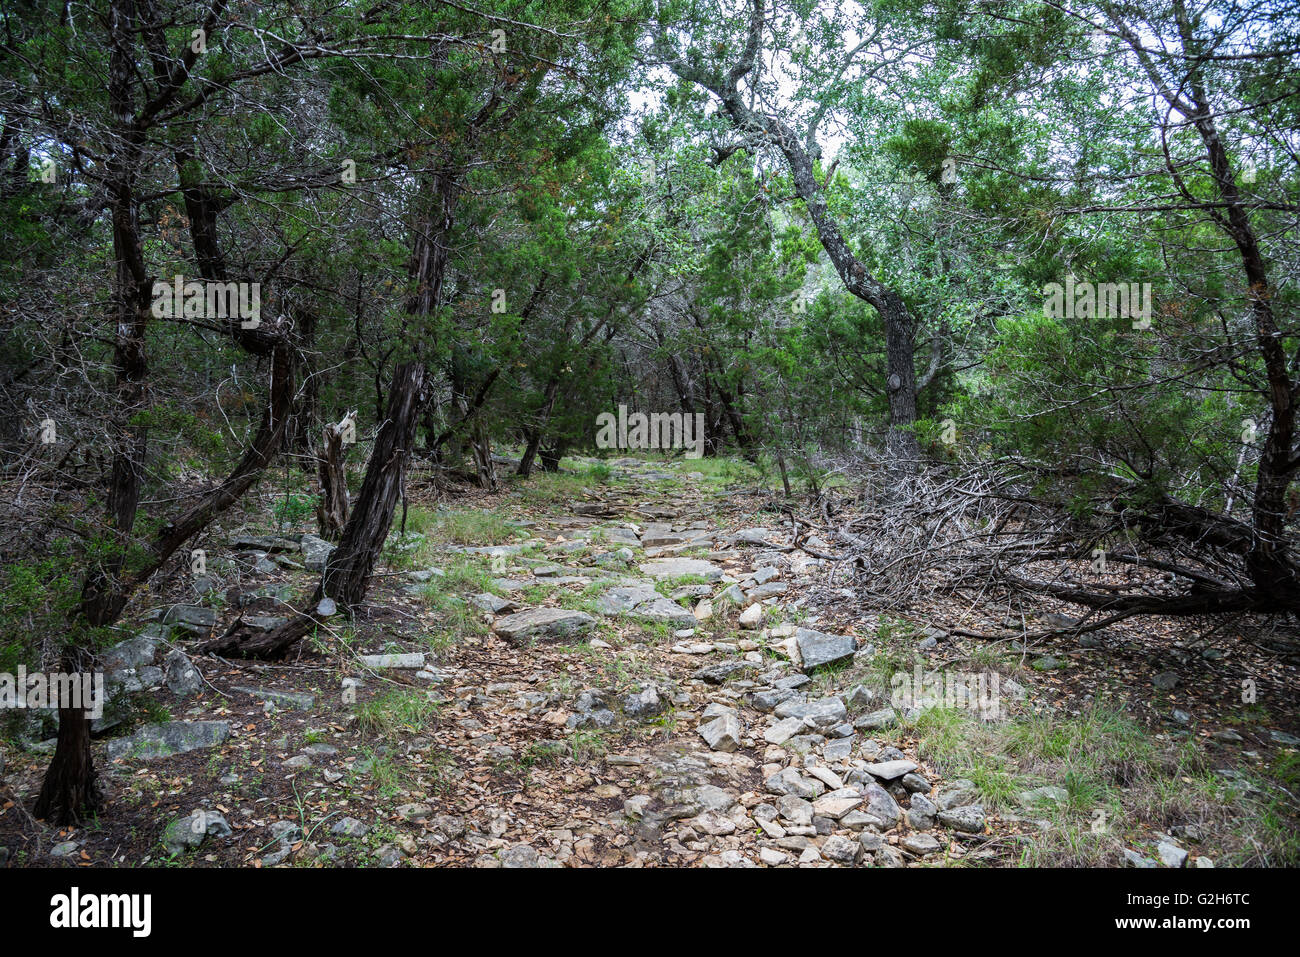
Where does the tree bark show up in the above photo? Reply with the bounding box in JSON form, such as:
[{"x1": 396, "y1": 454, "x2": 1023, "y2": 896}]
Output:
[
  {"x1": 321, "y1": 363, "x2": 427, "y2": 609},
  {"x1": 204, "y1": 160, "x2": 460, "y2": 659},
  {"x1": 316, "y1": 413, "x2": 353, "y2": 540},
  {"x1": 33, "y1": 648, "x2": 101, "y2": 823}
]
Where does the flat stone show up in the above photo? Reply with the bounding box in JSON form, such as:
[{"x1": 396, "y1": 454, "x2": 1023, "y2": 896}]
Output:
[
  {"x1": 161, "y1": 603, "x2": 217, "y2": 637},
  {"x1": 760, "y1": 847, "x2": 787, "y2": 865},
  {"x1": 718, "y1": 584, "x2": 745, "y2": 605},
  {"x1": 823, "y1": 737, "x2": 855, "y2": 762},
  {"x1": 777, "y1": 795, "x2": 814, "y2": 826},
  {"x1": 469, "y1": 593, "x2": 517, "y2": 614},
  {"x1": 764, "y1": 717, "x2": 806, "y2": 745},
  {"x1": 774, "y1": 696, "x2": 847, "y2": 728},
  {"x1": 865, "y1": 759, "x2": 918, "y2": 781},
  {"x1": 691, "y1": 785, "x2": 736, "y2": 813},
  {"x1": 632, "y1": 597, "x2": 698, "y2": 627},
  {"x1": 795, "y1": 627, "x2": 856, "y2": 672},
  {"x1": 492, "y1": 608, "x2": 595, "y2": 644},
  {"x1": 691, "y1": 811, "x2": 737, "y2": 836},
  {"x1": 812, "y1": 793, "x2": 862, "y2": 820},
  {"x1": 407, "y1": 568, "x2": 446, "y2": 582},
  {"x1": 300, "y1": 534, "x2": 335, "y2": 571},
  {"x1": 397, "y1": 803, "x2": 432, "y2": 822},
  {"x1": 938, "y1": 805, "x2": 986, "y2": 833},
  {"x1": 600, "y1": 527, "x2": 641, "y2": 546},
  {"x1": 1123, "y1": 849, "x2": 1158, "y2": 868},
  {"x1": 902, "y1": 833, "x2": 942, "y2": 856},
  {"x1": 820, "y1": 834, "x2": 860, "y2": 863},
  {"x1": 935, "y1": 780, "x2": 978, "y2": 810},
  {"x1": 102, "y1": 635, "x2": 159, "y2": 671},
  {"x1": 745, "y1": 582, "x2": 788, "y2": 602},
  {"x1": 907, "y1": 793, "x2": 937, "y2": 829},
  {"x1": 595, "y1": 584, "x2": 660, "y2": 614},
  {"x1": 861, "y1": 782, "x2": 902, "y2": 828},
  {"x1": 853, "y1": 708, "x2": 898, "y2": 731},
  {"x1": 752, "y1": 688, "x2": 796, "y2": 712},
  {"x1": 233, "y1": 686, "x2": 315, "y2": 711},
  {"x1": 638, "y1": 558, "x2": 723, "y2": 581},
  {"x1": 331, "y1": 817, "x2": 369, "y2": 838},
  {"x1": 360, "y1": 653, "x2": 426, "y2": 669},
  {"x1": 692, "y1": 661, "x2": 757, "y2": 685},
  {"x1": 107, "y1": 721, "x2": 230, "y2": 761}
]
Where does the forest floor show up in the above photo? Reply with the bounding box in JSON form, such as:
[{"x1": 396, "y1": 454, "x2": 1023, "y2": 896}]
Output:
[{"x1": 2, "y1": 455, "x2": 1298, "y2": 868}]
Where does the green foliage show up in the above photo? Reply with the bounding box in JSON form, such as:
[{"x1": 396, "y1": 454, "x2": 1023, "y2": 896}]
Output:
[
  {"x1": 274, "y1": 492, "x2": 317, "y2": 529},
  {"x1": 0, "y1": 552, "x2": 82, "y2": 675}
]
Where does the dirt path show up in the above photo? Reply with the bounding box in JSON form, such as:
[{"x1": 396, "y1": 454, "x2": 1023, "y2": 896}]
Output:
[{"x1": 2, "y1": 457, "x2": 1293, "y2": 868}]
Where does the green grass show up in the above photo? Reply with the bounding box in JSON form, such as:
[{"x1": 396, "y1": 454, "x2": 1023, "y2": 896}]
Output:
[
  {"x1": 355, "y1": 689, "x2": 440, "y2": 738},
  {"x1": 1230, "y1": 750, "x2": 1300, "y2": 866},
  {"x1": 442, "y1": 557, "x2": 499, "y2": 590},
  {"x1": 439, "y1": 511, "x2": 518, "y2": 545},
  {"x1": 894, "y1": 697, "x2": 1297, "y2": 866},
  {"x1": 521, "y1": 583, "x2": 556, "y2": 604},
  {"x1": 655, "y1": 573, "x2": 711, "y2": 598},
  {"x1": 405, "y1": 557, "x2": 500, "y2": 647},
  {"x1": 505, "y1": 471, "x2": 594, "y2": 505},
  {"x1": 569, "y1": 729, "x2": 607, "y2": 762},
  {"x1": 346, "y1": 746, "x2": 411, "y2": 799},
  {"x1": 684, "y1": 456, "x2": 767, "y2": 488}
]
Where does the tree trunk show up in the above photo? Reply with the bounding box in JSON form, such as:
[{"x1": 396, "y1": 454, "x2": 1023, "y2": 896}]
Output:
[
  {"x1": 316, "y1": 413, "x2": 353, "y2": 540},
  {"x1": 470, "y1": 414, "x2": 497, "y2": 490},
  {"x1": 540, "y1": 441, "x2": 568, "y2": 472},
  {"x1": 776, "y1": 450, "x2": 792, "y2": 498},
  {"x1": 518, "y1": 379, "x2": 561, "y2": 478},
  {"x1": 321, "y1": 363, "x2": 427, "y2": 610},
  {"x1": 33, "y1": 646, "x2": 101, "y2": 824},
  {"x1": 881, "y1": 291, "x2": 920, "y2": 463},
  {"x1": 39, "y1": 0, "x2": 152, "y2": 824}
]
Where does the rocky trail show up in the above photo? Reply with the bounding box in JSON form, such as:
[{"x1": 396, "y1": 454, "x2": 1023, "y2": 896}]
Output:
[{"x1": 1, "y1": 458, "x2": 1293, "y2": 869}]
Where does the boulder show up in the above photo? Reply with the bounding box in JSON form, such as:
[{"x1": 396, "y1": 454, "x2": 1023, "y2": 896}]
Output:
[
  {"x1": 107, "y1": 721, "x2": 230, "y2": 761},
  {"x1": 163, "y1": 649, "x2": 202, "y2": 697},
  {"x1": 698, "y1": 713, "x2": 742, "y2": 752},
  {"x1": 492, "y1": 608, "x2": 595, "y2": 644},
  {"x1": 794, "y1": 627, "x2": 856, "y2": 672}
]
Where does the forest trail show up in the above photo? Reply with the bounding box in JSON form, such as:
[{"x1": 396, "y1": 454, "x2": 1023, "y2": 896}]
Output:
[{"x1": 2, "y1": 456, "x2": 1288, "y2": 868}]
